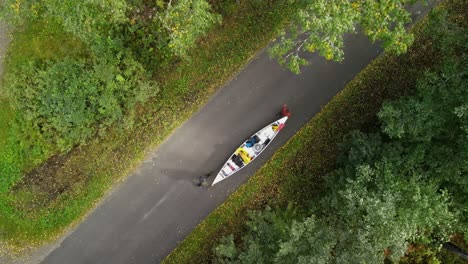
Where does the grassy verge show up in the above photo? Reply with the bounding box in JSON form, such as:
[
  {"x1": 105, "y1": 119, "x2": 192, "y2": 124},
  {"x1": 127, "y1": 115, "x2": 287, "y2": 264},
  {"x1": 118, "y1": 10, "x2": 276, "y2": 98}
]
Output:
[
  {"x1": 0, "y1": 98, "x2": 23, "y2": 192},
  {"x1": 162, "y1": 2, "x2": 460, "y2": 263},
  {"x1": 0, "y1": 21, "x2": 90, "y2": 254},
  {"x1": 0, "y1": 1, "x2": 298, "y2": 253},
  {"x1": 0, "y1": 21, "x2": 87, "y2": 173}
]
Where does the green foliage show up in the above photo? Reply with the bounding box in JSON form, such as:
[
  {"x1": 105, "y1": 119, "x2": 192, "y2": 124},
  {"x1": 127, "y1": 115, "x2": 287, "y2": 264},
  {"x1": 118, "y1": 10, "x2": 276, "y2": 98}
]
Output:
[
  {"x1": 377, "y1": 8, "x2": 468, "y2": 230},
  {"x1": 399, "y1": 245, "x2": 441, "y2": 264},
  {"x1": 1, "y1": 0, "x2": 221, "y2": 151},
  {"x1": 44, "y1": 0, "x2": 128, "y2": 42},
  {"x1": 4, "y1": 53, "x2": 157, "y2": 151},
  {"x1": 214, "y1": 214, "x2": 337, "y2": 264},
  {"x1": 124, "y1": 14, "x2": 172, "y2": 71},
  {"x1": 269, "y1": 0, "x2": 423, "y2": 73},
  {"x1": 1, "y1": 0, "x2": 128, "y2": 43},
  {"x1": 214, "y1": 5, "x2": 467, "y2": 262},
  {"x1": 378, "y1": 62, "x2": 468, "y2": 232},
  {"x1": 0, "y1": 0, "x2": 298, "y2": 252},
  {"x1": 167, "y1": 2, "x2": 468, "y2": 262},
  {"x1": 0, "y1": 0, "x2": 221, "y2": 155},
  {"x1": 0, "y1": 101, "x2": 24, "y2": 194},
  {"x1": 1, "y1": 0, "x2": 221, "y2": 63},
  {"x1": 379, "y1": 64, "x2": 467, "y2": 143},
  {"x1": 320, "y1": 132, "x2": 458, "y2": 262},
  {"x1": 4, "y1": 20, "x2": 87, "y2": 65},
  {"x1": 274, "y1": 216, "x2": 336, "y2": 264},
  {"x1": 159, "y1": 0, "x2": 222, "y2": 58},
  {"x1": 214, "y1": 206, "x2": 301, "y2": 264}
]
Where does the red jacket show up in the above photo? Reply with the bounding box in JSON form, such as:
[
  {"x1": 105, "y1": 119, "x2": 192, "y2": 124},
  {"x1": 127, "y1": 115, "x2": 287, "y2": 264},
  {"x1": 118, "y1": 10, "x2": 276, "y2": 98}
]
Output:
[{"x1": 281, "y1": 105, "x2": 291, "y2": 117}]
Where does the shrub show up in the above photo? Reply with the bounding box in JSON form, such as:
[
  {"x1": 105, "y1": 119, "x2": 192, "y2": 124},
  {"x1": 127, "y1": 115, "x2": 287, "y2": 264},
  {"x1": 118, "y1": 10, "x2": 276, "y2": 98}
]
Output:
[{"x1": 4, "y1": 53, "x2": 158, "y2": 152}]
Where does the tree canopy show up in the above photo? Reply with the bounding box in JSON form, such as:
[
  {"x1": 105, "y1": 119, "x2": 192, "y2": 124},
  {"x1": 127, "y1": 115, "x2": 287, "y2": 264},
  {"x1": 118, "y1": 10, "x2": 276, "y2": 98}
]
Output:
[
  {"x1": 215, "y1": 57, "x2": 467, "y2": 263},
  {"x1": 160, "y1": 0, "x2": 221, "y2": 58},
  {"x1": 215, "y1": 7, "x2": 467, "y2": 262},
  {"x1": 269, "y1": 0, "x2": 423, "y2": 73},
  {"x1": 0, "y1": 0, "x2": 220, "y2": 152}
]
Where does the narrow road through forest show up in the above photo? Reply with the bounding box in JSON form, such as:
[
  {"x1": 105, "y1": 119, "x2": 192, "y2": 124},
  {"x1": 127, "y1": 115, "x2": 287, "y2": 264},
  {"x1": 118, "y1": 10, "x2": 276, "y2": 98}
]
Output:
[
  {"x1": 41, "y1": 7, "x2": 431, "y2": 264},
  {"x1": 1, "y1": 6, "x2": 431, "y2": 264},
  {"x1": 42, "y1": 36, "x2": 381, "y2": 264}
]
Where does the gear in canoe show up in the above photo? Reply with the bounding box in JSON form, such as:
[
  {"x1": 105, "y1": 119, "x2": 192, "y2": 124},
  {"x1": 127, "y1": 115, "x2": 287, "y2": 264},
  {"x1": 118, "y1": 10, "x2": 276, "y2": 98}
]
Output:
[{"x1": 212, "y1": 106, "x2": 291, "y2": 186}]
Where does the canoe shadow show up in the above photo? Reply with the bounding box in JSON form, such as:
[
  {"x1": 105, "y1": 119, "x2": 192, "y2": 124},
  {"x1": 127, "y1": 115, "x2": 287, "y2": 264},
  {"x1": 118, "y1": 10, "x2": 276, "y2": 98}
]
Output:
[{"x1": 160, "y1": 143, "x2": 227, "y2": 186}]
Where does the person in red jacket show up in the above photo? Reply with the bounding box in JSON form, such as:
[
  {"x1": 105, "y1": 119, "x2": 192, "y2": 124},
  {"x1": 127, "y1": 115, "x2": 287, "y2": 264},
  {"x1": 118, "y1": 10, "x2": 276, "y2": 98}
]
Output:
[{"x1": 280, "y1": 104, "x2": 291, "y2": 117}]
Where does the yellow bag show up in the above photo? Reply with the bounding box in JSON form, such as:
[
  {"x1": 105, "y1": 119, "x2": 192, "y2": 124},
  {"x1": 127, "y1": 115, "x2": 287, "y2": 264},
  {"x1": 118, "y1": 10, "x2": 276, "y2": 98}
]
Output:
[{"x1": 236, "y1": 148, "x2": 251, "y2": 163}]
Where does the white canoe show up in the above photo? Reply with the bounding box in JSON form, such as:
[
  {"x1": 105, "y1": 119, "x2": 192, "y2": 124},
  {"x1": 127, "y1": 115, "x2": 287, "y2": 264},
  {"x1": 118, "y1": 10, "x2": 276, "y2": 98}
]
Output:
[{"x1": 212, "y1": 116, "x2": 288, "y2": 186}]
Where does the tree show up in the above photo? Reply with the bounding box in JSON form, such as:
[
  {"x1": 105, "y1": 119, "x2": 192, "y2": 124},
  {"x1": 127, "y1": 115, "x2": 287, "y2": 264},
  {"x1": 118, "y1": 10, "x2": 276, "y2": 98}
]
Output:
[
  {"x1": 0, "y1": 0, "x2": 220, "y2": 59},
  {"x1": 378, "y1": 60, "x2": 468, "y2": 234},
  {"x1": 4, "y1": 54, "x2": 158, "y2": 152},
  {"x1": 269, "y1": 0, "x2": 423, "y2": 73},
  {"x1": 215, "y1": 123, "x2": 461, "y2": 264},
  {"x1": 159, "y1": 0, "x2": 221, "y2": 58},
  {"x1": 215, "y1": 213, "x2": 337, "y2": 264},
  {"x1": 320, "y1": 132, "x2": 458, "y2": 263},
  {"x1": 0, "y1": 0, "x2": 221, "y2": 152},
  {"x1": 274, "y1": 216, "x2": 336, "y2": 264},
  {"x1": 214, "y1": 206, "x2": 303, "y2": 264},
  {"x1": 215, "y1": 38, "x2": 467, "y2": 264}
]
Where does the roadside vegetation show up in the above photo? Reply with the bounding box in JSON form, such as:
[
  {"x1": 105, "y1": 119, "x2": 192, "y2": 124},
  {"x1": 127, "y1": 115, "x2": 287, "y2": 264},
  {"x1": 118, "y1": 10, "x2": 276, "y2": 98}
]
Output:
[
  {"x1": 163, "y1": 0, "x2": 467, "y2": 263},
  {"x1": 0, "y1": 0, "x2": 299, "y2": 252},
  {"x1": 0, "y1": 0, "x2": 464, "y2": 261}
]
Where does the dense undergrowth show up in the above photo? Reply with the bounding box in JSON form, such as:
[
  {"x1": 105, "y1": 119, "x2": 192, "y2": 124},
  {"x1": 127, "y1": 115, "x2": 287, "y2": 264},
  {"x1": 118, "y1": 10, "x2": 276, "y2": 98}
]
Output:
[{"x1": 163, "y1": 0, "x2": 467, "y2": 263}]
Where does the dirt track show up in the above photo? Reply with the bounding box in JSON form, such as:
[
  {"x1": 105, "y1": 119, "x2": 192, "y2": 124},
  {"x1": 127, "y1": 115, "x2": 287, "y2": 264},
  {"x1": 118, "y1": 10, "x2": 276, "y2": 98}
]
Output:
[{"x1": 0, "y1": 24, "x2": 9, "y2": 80}]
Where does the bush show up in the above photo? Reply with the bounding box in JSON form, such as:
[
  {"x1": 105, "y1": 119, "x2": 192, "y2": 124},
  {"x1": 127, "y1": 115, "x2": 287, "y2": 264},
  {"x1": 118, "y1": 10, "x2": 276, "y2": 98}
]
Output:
[
  {"x1": 4, "y1": 53, "x2": 158, "y2": 152},
  {"x1": 123, "y1": 15, "x2": 173, "y2": 72}
]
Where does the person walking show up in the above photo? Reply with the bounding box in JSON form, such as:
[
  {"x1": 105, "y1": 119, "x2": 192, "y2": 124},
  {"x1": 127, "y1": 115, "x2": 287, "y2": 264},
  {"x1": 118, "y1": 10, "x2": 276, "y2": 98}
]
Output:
[
  {"x1": 281, "y1": 104, "x2": 291, "y2": 117},
  {"x1": 277, "y1": 104, "x2": 291, "y2": 118}
]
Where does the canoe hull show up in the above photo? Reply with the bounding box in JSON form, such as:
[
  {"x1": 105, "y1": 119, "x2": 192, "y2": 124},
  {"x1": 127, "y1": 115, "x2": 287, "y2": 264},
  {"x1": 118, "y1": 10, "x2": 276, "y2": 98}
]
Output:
[{"x1": 212, "y1": 116, "x2": 288, "y2": 186}]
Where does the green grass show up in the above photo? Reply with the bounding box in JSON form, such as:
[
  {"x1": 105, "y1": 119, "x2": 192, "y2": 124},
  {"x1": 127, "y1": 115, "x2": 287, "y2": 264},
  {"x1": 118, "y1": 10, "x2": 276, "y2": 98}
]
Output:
[
  {"x1": 0, "y1": 99, "x2": 23, "y2": 193},
  {"x1": 5, "y1": 21, "x2": 86, "y2": 66},
  {"x1": 0, "y1": 21, "x2": 88, "y2": 223},
  {"x1": 0, "y1": 0, "x2": 298, "y2": 252},
  {"x1": 0, "y1": 99, "x2": 13, "y2": 148},
  {"x1": 162, "y1": 1, "x2": 464, "y2": 263},
  {"x1": 0, "y1": 20, "x2": 87, "y2": 170}
]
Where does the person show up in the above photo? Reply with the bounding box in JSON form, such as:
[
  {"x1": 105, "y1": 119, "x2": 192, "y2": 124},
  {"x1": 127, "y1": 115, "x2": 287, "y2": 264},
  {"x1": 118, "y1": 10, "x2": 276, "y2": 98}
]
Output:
[
  {"x1": 277, "y1": 104, "x2": 291, "y2": 118},
  {"x1": 281, "y1": 104, "x2": 291, "y2": 117}
]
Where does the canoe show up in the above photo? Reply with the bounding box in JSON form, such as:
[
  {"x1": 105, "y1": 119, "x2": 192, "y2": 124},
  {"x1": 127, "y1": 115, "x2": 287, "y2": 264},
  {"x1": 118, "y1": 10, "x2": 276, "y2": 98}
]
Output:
[{"x1": 212, "y1": 116, "x2": 288, "y2": 186}]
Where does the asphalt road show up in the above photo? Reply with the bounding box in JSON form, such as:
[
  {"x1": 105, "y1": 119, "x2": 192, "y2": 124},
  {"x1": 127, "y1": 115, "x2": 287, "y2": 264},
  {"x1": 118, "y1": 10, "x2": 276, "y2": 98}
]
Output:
[{"x1": 39, "y1": 7, "x2": 430, "y2": 264}]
